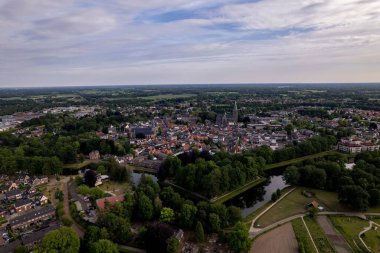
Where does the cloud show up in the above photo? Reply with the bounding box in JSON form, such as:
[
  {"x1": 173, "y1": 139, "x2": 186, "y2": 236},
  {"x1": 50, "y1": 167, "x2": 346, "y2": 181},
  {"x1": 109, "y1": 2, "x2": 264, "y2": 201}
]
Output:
[{"x1": 0, "y1": 0, "x2": 379, "y2": 86}]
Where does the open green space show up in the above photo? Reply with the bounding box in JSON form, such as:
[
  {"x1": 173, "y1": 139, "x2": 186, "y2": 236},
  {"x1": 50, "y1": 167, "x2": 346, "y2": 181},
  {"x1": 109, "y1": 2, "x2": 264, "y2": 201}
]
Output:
[
  {"x1": 244, "y1": 186, "x2": 294, "y2": 223},
  {"x1": 363, "y1": 225, "x2": 380, "y2": 253},
  {"x1": 292, "y1": 218, "x2": 318, "y2": 253},
  {"x1": 304, "y1": 217, "x2": 336, "y2": 253},
  {"x1": 211, "y1": 177, "x2": 266, "y2": 204},
  {"x1": 98, "y1": 180, "x2": 131, "y2": 196},
  {"x1": 329, "y1": 216, "x2": 369, "y2": 253},
  {"x1": 63, "y1": 160, "x2": 97, "y2": 170},
  {"x1": 256, "y1": 187, "x2": 350, "y2": 227},
  {"x1": 264, "y1": 150, "x2": 337, "y2": 171}
]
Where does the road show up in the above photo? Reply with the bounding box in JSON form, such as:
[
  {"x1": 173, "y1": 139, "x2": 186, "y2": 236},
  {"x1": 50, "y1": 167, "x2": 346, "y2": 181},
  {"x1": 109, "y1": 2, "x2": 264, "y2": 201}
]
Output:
[
  {"x1": 62, "y1": 179, "x2": 85, "y2": 239},
  {"x1": 358, "y1": 220, "x2": 380, "y2": 252}
]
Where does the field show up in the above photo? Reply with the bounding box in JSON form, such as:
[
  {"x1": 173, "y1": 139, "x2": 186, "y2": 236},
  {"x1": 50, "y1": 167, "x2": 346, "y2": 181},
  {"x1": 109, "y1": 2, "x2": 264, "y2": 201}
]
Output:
[
  {"x1": 362, "y1": 226, "x2": 380, "y2": 253},
  {"x1": 257, "y1": 187, "x2": 349, "y2": 227},
  {"x1": 291, "y1": 218, "x2": 318, "y2": 253},
  {"x1": 250, "y1": 223, "x2": 298, "y2": 253},
  {"x1": 304, "y1": 217, "x2": 336, "y2": 253},
  {"x1": 316, "y1": 216, "x2": 351, "y2": 253},
  {"x1": 329, "y1": 216, "x2": 369, "y2": 253},
  {"x1": 63, "y1": 160, "x2": 98, "y2": 170},
  {"x1": 98, "y1": 180, "x2": 131, "y2": 196},
  {"x1": 244, "y1": 186, "x2": 294, "y2": 223}
]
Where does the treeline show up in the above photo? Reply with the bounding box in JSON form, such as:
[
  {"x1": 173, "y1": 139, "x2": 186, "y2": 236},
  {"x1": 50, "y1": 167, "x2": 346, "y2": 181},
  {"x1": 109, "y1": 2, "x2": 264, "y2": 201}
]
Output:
[
  {"x1": 256, "y1": 135, "x2": 337, "y2": 163},
  {"x1": 0, "y1": 131, "x2": 131, "y2": 170},
  {"x1": 0, "y1": 147, "x2": 62, "y2": 175},
  {"x1": 298, "y1": 108, "x2": 331, "y2": 119},
  {"x1": 21, "y1": 110, "x2": 151, "y2": 135},
  {"x1": 284, "y1": 151, "x2": 380, "y2": 211}
]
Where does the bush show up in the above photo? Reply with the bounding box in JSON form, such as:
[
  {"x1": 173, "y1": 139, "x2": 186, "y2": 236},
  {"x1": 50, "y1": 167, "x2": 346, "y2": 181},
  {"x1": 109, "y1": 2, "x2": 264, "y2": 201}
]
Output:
[{"x1": 61, "y1": 216, "x2": 73, "y2": 227}]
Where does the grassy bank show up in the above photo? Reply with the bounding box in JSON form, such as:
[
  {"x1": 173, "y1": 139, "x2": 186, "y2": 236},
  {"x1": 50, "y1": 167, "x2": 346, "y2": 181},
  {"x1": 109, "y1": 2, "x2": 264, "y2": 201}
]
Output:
[
  {"x1": 264, "y1": 150, "x2": 337, "y2": 171},
  {"x1": 211, "y1": 177, "x2": 267, "y2": 204},
  {"x1": 257, "y1": 187, "x2": 349, "y2": 227}
]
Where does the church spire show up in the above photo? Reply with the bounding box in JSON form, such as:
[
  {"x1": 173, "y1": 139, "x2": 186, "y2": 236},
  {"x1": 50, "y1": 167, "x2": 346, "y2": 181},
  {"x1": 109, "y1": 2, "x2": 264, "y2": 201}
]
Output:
[{"x1": 233, "y1": 101, "x2": 238, "y2": 124}]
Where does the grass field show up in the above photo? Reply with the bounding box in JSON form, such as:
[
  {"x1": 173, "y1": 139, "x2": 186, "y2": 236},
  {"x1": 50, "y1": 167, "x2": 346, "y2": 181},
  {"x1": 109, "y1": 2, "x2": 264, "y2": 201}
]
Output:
[
  {"x1": 257, "y1": 187, "x2": 350, "y2": 227},
  {"x1": 292, "y1": 218, "x2": 318, "y2": 253},
  {"x1": 304, "y1": 217, "x2": 336, "y2": 253},
  {"x1": 244, "y1": 186, "x2": 294, "y2": 223},
  {"x1": 211, "y1": 177, "x2": 267, "y2": 204},
  {"x1": 362, "y1": 226, "x2": 380, "y2": 253},
  {"x1": 329, "y1": 216, "x2": 369, "y2": 253},
  {"x1": 98, "y1": 180, "x2": 131, "y2": 196},
  {"x1": 63, "y1": 160, "x2": 97, "y2": 170},
  {"x1": 264, "y1": 150, "x2": 337, "y2": 171}
]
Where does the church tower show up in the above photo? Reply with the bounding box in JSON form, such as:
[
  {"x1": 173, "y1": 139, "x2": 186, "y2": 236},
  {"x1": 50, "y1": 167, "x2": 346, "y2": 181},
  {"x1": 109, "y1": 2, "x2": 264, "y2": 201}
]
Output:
[{"x1": 233, "y1": 101, "x2": 238, "y2": 124}]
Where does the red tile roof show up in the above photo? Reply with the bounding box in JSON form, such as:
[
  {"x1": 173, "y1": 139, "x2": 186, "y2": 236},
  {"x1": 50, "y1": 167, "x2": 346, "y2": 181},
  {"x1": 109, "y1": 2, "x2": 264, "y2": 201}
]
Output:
[{"x1": 96, "y1": 195, "x2": 125, "y2": 210}]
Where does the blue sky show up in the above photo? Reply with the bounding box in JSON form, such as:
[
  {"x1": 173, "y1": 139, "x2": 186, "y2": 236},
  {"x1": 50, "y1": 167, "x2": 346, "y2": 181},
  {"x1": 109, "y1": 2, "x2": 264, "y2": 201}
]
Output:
[{"x1": 0, "y1": 0, "x2": 379, "y2": 86}]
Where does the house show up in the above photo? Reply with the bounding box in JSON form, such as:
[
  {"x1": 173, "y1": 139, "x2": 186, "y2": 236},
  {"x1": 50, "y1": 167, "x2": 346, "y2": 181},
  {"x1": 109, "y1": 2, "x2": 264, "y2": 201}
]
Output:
[
  {"x1": 39, "y1": 195, "x2": 48, "y2": 205},
  {"x1": 21, "y1": 223, "x2": 60, "y2": 251},
  {"x1": 5, "y1": 189, "x2": 23, "y2": 200},
  {"x1": 89, "y1": 150, "x2": 100, "y2": 160},
  {"x1": 130, "y1": 127, "x2": 155, "y2": 139},
  {"x1": 9, "y1": 205, "x2": 56, "y2": 231},
  {"x1": 32, "y1": 176, "x2": 48, "y2": 186},
  {"x1": 0, "y1": 208, "x2": 7, "y2": 218},
  {"x1": 96, "y1": 195, "x2": 125, "y2": 210},
  {"x1": 14, "y1": 199, "x2": 33, "y2": 213},
  {"x1": 8, "y1": 182, "x2": 18, "y2": 191},
  {"x1": 306, "y1": 200, "x2": 324, "y2": 211}
]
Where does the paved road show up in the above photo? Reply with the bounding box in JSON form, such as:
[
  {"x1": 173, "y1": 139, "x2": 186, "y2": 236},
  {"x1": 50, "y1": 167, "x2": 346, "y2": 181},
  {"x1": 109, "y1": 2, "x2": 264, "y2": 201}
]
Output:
[
  {"x1": 316, "y1": 215, "x2": 351, "y2": 253},
  {"x1": 63, "y1": 180, "x2": 85, "y2": 238}
]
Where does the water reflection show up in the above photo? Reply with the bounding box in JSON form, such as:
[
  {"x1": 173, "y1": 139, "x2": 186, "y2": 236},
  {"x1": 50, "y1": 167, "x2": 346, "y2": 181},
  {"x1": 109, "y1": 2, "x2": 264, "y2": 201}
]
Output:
[
  {"x1": 225, "y1": 174, "x2": 289, "y2": 217},
  {"x1": 131, "y1": 172, "x2": 158, "y2": 186}
]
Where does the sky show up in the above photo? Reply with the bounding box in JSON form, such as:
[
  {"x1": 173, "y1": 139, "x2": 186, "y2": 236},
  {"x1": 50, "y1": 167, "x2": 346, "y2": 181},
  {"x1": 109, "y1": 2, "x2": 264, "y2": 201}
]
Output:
[{"x1": 0, "y1": 0, "x2": 380, "y2": 87}]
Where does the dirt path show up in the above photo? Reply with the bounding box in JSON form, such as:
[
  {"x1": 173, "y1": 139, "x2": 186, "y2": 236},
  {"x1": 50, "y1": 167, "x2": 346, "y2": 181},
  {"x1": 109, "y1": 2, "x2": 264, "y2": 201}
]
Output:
[
  {"x1": 63, "y1": 180, "x2": 85, "y2": 238},
  {"x1": 316, "y1": 216, "x2": 351, "y2": 253},
  {"x1": 250, "y1": 223, "x2": 298, "y2": 253}
]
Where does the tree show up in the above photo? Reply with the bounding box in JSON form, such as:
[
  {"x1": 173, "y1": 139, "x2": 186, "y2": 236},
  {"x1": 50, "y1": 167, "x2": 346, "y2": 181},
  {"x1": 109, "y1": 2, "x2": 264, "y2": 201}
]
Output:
[
  {"x1": 369, "y1": 189, "x2": 380, "y2": 207},
  {"x1": 179, "y1": 204, "x2": 197, "y2": 228},
  {"x1": 144, "y1": 223, "x2": 176, "y2": 253},
  {"x1": 209, "y1": 213, "x2": 221, "y2": 232},
  {"x1": 271, "y1": 192, "x2": 278, "y2": 202},
  {"x1": 14, "y1": 245, "x2": 28, "y2": 253},
  {"x1": 194, "y1": 221, "x2": 205, "y2": 243},
  {"x1": 339, "y1": 185, "x2": 369, "y2": 211},
  {"x1": 226, "y1": 222, "x2": 251, "y2": 253},
  {"x1": 84, "y1": 169, "x2": 98, "y2": 187},
  {"x1": 160, "y1": 207, "x2": 175, "y2": 223},
  {"x1": 90, "y1": 239, "x2": 119, "y2": 253},
  {"x1": 283, "y1": 166, "x2": 300, "y2": 185},
  {"x1": 37, "y1": 227, "x2": 80, "y2": 253},
  {"x1": 138, "y1": 194, "x2": 154, "y2": 220},
  {"x1": 166, "y1": 236, "x2": 180, "y2": 253},
  {"x1": 97, "y1": 165, "x2": 107, "y2": 175},
  {"x1": 227, "y1": 206, "x2": 242, "y2": 225}
]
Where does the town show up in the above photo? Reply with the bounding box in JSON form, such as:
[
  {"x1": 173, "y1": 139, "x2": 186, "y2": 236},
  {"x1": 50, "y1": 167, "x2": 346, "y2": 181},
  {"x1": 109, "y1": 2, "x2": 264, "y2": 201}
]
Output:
[{"x1": 0, "y1": 85, "x2": 380, "y2": 253}]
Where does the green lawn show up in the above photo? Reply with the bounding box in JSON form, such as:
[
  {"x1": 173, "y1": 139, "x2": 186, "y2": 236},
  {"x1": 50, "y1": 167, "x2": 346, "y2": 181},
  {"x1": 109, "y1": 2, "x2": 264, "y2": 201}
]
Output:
[
  {"x1": 257, "y1": 187, "x2": 350, "y2": 227},
  {"x1": 329, "y1": 216, "x2": 369, "y2": 253},
  {"x1": 264, "y1": 150, "x2": 337, "y2": 171},
  {"x1": 292, "y1": 218, "x2": 318, "y2": 253},
  {"x1": 363, "y1": 226, "x2": 380, "y2": 253},
  {"x1": 98, "y1": 181, "x2": 131, "y2": 196},
  {"x1": 304, "y1": 217, "x2": 336, "y2": 253},
  {"x1": 63, "y1": 160, "x2": 97, "y2": 170},
  {"x1": 244, "y1": 186, "x2": 294, "y2": 223}
]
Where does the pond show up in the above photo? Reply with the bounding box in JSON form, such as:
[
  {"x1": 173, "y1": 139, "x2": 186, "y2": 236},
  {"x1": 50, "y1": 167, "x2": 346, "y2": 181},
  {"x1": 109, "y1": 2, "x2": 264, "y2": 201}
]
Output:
[
  {"x1": 225, "y1": 170, "x2": 289, "y2": 217},
  {"x1": 131, "y1": 171, "x2": 158, "y2": 186}
]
